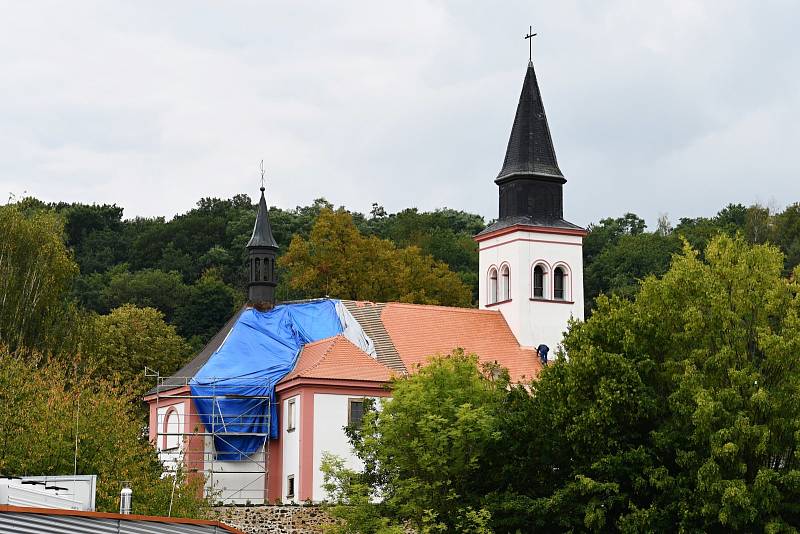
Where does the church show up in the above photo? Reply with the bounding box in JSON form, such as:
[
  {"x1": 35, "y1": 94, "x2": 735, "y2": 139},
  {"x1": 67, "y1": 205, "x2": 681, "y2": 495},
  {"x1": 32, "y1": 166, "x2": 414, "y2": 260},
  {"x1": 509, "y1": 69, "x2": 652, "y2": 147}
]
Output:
[{"x1": 144, "y1": 57, "x2": 586, "y2": 505}]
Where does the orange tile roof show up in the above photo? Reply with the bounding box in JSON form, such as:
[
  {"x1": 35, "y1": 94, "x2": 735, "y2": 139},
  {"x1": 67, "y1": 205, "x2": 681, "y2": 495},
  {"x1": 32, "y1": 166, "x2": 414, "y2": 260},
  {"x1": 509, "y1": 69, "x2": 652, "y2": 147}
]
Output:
[
  {"x1": 380, "y1": 303, "x2": 541, "y2": 383},
  {"x1": 282, "y1": 334, "x2": 396, "y2": 382}
]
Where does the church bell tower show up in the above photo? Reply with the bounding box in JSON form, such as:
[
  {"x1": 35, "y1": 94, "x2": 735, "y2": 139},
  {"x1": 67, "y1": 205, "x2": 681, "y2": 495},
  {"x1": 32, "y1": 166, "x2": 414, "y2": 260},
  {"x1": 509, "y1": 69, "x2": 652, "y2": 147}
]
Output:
[
  {"x1": 247, "y1": 185, "x2": 279, "y2": 308},
  {"x1": 475, "y1": 53, "x2": 586, "y2": 352}
]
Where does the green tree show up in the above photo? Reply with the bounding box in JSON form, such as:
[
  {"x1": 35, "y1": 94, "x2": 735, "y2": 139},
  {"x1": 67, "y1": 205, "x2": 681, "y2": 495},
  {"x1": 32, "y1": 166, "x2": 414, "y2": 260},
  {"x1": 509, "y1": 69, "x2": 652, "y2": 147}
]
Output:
[
  {"x1": 89, "y1": 304, "x2": 191, "y2": 400},
  {"x1": 173, "y1": 269, "x2": 241, "y2": 348},
  {"x1": 279, "y1": 209, "x2": 472, "y2": 307},
  {"x1": 0, "y1": 346, "x2": 207, "y2": 517},
  {"x1": 102, "y1": 268, "x2": 189, "y2": 322},
  {"x1": 323, "y1": 350, "x2": 503, "y2": 533},
  {"x1": 674, "y1": 203, "x2": 749, "y2": 252},
  {"x1": 0, "y1": 204, "x2": 80, "y2": 354},
  {"x1": 490, "y1": 235, "x2": 800, "y2": 531},
  {"x1": 773, "y1": 203, "x2": 800, "y2": 274},
  {"x1": 584, "y1": 231, "x2": 680, "y2": 311}
]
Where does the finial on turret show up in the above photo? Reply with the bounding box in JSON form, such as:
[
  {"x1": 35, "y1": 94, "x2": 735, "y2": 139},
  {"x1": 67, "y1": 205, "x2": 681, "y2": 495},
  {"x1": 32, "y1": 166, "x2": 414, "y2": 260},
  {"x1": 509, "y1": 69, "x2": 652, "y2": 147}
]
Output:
[{"x1": 259, "y1": 159, "x2": 266, "y2": 192}]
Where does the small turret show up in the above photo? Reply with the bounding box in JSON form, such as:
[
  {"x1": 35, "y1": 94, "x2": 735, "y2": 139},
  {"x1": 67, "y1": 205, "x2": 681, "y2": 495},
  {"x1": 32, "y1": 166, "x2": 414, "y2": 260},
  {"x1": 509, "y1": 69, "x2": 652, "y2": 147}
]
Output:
[{"x1": 247, "y1": 185, "x2": 278, "y2": 308}]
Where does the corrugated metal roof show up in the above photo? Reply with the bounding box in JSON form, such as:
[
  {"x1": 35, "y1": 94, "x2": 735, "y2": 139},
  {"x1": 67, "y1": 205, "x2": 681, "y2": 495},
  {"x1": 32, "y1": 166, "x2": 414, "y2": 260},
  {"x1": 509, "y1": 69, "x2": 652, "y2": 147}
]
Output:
[{"x1": 0, "y1": 508, "x2": 241, "y2": 534}]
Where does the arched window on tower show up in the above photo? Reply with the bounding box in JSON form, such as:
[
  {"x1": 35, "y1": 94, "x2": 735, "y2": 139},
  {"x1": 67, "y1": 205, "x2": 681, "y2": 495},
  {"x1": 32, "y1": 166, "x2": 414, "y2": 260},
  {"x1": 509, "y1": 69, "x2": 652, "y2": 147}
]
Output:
[
  {"x1": 500, "y1": 265, "x2": 510, "y2": 301},
  {"x1": 488, "y1": 268, "x2": 498, "y2": 304},
  {"x1": 263, "y1": 258, "x2": 270, "y2": 282},
  {"x1": 533, "y1": 265, "x2": 545, "y2": 298},
  {"x1": 554, "y1": 267, "x2": 566, "y2": 300},
  {"x1": 254, "y1": 258, "x2": 261, "y2": 282}
]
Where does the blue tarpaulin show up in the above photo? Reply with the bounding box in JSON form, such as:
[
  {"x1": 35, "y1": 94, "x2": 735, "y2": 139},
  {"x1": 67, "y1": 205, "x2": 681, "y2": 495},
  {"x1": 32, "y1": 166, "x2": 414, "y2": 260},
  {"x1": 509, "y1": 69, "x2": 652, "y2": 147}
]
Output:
[{"x1": 190, "y1": 300, "x2": 344, "y2": 460}]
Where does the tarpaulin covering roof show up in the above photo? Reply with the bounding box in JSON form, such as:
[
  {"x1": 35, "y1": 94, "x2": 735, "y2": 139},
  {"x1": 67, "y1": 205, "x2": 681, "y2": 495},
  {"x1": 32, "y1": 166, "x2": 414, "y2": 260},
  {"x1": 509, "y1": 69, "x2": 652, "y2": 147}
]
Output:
[{"x1": 190, "y1": 299, "x2": 348, "y2": 460}]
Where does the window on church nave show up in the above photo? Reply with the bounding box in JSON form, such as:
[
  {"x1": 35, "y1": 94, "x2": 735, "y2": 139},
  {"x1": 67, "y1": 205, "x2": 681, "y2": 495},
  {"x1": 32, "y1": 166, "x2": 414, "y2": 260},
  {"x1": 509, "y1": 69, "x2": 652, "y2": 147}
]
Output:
[
  {"x1": 533, "y1": 264, "x2": 546, "y2": 299},
  {"x1": 554, "y1": 267, "x2": 566, "y2": 300},
  {"x1": 286, "y1": 398, "x2": 296, "y2": 432},
  {"x1": 348, "y1": 399, "x2": 365, "y2": 428},
  {"x1": 500, "y1": 265, "x2": 510, "y2": 301},
  {"x1": 163, "y1": 408, "x2": 180, "y2": 450},
  {"x1": 488, "y1": 267, "x2": 498, "y2": 304}
]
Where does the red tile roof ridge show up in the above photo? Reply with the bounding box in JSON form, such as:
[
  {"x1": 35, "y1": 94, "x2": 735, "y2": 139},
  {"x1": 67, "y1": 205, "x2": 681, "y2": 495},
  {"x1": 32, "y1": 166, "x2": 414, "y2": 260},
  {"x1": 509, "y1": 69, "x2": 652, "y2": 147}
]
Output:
[
  {"x1": 342, "y1": 300, "x2": 500, "y2": 316},
  {"x1": 301, "y1": 335, "x2": 342, "y2": 351},
  {"x1": 382, "y1": 302, "x2": 501, "y2": 315}
]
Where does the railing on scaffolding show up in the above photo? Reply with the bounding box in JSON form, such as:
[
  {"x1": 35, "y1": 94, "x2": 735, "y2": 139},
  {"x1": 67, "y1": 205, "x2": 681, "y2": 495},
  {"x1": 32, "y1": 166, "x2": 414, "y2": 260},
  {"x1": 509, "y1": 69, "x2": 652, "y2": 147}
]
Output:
[{"x1": 146, "y1": 369, "x2": 275, "y2": 505}]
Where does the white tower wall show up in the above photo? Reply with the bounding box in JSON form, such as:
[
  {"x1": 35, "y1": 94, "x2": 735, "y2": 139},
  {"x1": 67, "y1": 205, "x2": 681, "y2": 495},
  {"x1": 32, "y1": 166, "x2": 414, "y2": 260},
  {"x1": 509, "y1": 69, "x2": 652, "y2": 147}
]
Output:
[{"x1": 478, "y1": 228, "x2": 584, "y2": 354}]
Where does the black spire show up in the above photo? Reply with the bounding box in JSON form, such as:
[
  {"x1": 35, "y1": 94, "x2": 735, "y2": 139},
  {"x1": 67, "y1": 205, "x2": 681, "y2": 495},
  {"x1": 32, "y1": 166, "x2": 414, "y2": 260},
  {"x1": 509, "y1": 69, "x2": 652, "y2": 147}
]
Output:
[
  {"x1": 496, "y1": 61, "x2": 564, "y2": 182},
  {"x1": 491, "y1": 60, "x2": 572, "y2": 228},
  {"x1": 246, "y1": 186, "x2": 278, "y2": 307}
]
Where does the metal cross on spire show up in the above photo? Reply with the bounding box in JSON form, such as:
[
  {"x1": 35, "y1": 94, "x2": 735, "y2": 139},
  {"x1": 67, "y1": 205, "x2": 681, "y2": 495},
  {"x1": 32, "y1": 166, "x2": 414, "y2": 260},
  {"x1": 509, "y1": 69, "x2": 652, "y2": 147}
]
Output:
[
  {"x1": 259, "y1": 159, "x2": 266, "y2": 191},
  {"x1": 524, "y1": 26, "x2": 537, "y2": 62}
]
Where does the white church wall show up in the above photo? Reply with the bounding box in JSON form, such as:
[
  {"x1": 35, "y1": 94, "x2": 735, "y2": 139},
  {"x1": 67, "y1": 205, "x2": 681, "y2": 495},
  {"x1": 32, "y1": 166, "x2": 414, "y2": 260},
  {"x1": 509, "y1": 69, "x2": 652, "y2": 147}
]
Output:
[
  {"x1": 312, "y1": 393, "x2": 382, "y2": 502},
  {"x1": 479, "y1": 228, "x2": 584, "y2": 352},
  {"x1": 203, "y1": 437, "x2": 265, "y2": 505},
  {"x1": 282, "y1": 394, "x2": 300, "y2": 503}
]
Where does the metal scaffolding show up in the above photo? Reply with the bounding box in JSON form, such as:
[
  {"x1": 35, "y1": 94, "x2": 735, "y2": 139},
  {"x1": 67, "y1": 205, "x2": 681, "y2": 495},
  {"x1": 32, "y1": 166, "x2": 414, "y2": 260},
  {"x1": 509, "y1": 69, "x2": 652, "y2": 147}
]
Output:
[{"x1": 147, "y1": 369, "x2": 274, "y2": 505}]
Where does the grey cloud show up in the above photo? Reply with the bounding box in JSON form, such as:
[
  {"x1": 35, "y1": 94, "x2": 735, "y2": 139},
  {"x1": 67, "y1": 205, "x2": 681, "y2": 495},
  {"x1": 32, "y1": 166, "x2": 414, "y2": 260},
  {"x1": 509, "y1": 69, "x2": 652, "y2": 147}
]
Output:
[{"x1": 0, "y1": 0, "x2": 797, "y2": 228}]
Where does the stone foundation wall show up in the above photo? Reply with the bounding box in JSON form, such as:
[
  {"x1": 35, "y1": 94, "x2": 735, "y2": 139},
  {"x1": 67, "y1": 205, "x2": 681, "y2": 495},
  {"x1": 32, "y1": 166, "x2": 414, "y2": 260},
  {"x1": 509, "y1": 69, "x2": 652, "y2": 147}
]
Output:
[{"x1": 215, "y1": 505, "x2": 334, "y2": 534}]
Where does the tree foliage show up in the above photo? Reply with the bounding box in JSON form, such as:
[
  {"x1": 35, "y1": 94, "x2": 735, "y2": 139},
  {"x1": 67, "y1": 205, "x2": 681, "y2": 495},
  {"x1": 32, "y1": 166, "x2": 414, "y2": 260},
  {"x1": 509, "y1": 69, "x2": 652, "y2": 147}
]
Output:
[
  {"x1": 495, "y1": 235, "x2": 800, "y2": 531},
  {"x1": 279, "y1": 209, "x2": 473, "y2": 307},
  {"x1": 0, "y1": 205, "x2": 80, "y2": 354},
  {"x1": 323, "y1": 350, "x2": 503, "y2": 533},
  {"x1": 0, "y1": 346, "x2": 207, "y2": 517},
  {"x1": 88, "y1": 304, "x2": 191, "y2": 399}
]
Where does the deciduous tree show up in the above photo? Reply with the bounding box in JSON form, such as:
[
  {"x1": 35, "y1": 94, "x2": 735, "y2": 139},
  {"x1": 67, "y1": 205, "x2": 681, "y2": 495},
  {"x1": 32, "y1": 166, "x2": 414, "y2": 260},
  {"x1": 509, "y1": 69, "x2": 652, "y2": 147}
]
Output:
[
  {"x1": 279, "y1": 209, "x2": 472, "y2": 307},
  {"x1": 0, "y1": 346, "x2": 207, "y2": 517},
  {"x1": 0, "y1": 205, "x2": 79, "y2": 354}
]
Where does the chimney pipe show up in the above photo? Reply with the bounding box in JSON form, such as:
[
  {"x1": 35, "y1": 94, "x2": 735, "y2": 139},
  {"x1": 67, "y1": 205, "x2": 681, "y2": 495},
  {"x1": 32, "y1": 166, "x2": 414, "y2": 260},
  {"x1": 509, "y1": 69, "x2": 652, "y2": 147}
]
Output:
[{"x1": 119, "y1": 484, "x2": 132, "y2": 514}]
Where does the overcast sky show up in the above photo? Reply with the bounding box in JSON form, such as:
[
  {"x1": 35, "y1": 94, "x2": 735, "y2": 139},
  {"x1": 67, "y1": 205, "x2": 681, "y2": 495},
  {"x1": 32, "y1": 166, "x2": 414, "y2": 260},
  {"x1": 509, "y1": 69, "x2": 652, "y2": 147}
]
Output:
[{"x1": 1, "y1": 1, "x2": 797, "y2": 227}]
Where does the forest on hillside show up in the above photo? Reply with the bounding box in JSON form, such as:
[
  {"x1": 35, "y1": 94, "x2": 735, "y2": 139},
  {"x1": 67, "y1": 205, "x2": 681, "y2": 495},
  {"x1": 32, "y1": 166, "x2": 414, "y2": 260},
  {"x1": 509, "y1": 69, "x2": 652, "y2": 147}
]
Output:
[{"x1": 11, "y1": 195, "x2": 800, "y2": 350}]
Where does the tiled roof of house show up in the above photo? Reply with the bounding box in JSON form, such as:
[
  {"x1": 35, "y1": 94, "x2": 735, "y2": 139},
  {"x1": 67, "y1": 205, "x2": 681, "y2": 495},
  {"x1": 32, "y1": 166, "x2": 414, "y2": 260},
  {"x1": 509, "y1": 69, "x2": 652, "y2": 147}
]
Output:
[
  {"x1": 282, "y1": 334, "x2": 395, "y2": 382},
  {"x1": 380, "y1": 302, "x2": 542, "y2": 383}
]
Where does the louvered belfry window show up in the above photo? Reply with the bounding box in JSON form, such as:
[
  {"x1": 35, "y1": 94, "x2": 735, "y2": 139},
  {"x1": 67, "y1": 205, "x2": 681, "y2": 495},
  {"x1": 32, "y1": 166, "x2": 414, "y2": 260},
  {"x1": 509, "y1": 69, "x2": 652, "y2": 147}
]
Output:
[
  {"x1": 533, "y1": 265, "x2": 544, "y2": 298},
  {"x1": 554, "y1": 267, "x2": 565, "y2": 300}
]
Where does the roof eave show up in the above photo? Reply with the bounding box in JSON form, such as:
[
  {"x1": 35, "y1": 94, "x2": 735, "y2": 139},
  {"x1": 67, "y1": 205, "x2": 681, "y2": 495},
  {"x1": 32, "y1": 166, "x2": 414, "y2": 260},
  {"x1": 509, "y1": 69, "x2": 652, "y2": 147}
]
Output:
[{"x1": 495, "y1": 171, "x2": 566, "y2": 185}]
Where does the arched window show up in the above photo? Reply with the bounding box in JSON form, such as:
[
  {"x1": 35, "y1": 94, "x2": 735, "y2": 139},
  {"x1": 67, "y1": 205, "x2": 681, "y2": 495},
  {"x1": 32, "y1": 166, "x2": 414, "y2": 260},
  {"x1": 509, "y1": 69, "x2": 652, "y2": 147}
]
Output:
[
  {"x1": 554, "y1": 267, "x2": 566, "y2": 300},
  {"x1": 500, "y1": 265, "x2": 510, "y2": 301},
  {"x1": 263, "y1": 258, "x2": 270, "y2": 282},
  {"x1": 488, "y1": 268, "x2": 498, "y2": 304},
  {"x1": 254, "y1": 258, "x2": 261, "y2": 282},
  {"x1": 533, "y1": 265, "x2": 545, "y2": 298},
  {"x1": 163, "y1": 408, "x2": 180, "y2": 450}
]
